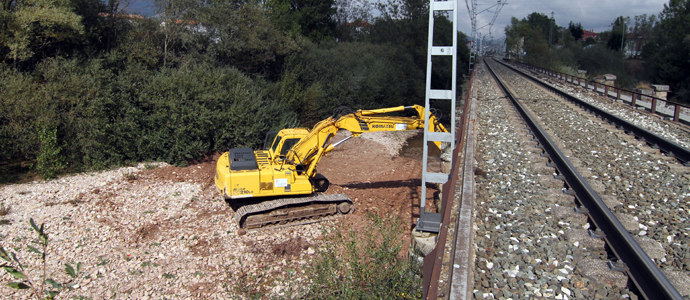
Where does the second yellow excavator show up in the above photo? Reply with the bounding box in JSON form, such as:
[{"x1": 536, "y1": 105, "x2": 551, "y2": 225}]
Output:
[{"x1": 215, "y1": 105, "x2": 448, "y2": 228}]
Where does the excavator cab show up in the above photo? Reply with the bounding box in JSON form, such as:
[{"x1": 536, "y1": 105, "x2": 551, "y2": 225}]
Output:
[{"x1": 264, "y1": 129, "x2": 309, "y2": 160}]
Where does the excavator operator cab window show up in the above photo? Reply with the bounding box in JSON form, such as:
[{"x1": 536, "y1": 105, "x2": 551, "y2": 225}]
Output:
[
  {"x1": 268, "y1": 133, "x2": 300, "y2": 158},
  {"x1": 264, "y1": 131, "x2": 279, "y2": 150},
  {"x1": 279, "y1": 138, "x2": 300, "y2": 156}
]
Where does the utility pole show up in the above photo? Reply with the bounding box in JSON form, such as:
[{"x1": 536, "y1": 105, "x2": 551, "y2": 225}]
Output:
[
  {"x1": 469, "y1": 0, "x2": 477, "y2": 73},
  {"x1": 549, "y1": 11, "x2": 554, "y2": 46}
]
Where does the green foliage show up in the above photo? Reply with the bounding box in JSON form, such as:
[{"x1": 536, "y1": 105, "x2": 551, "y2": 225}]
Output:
[
  {"x1": 278, "y1": 42, "x2": 423, "y2": 125},
  {"x1": 367, "y1": 0, "x2": 429, "y2": 70},
  {"x1": 606, "y1": 31, "x2": 624, "y2": 51},
  {"x1": 305, "y1": 213, "x2": 422, "y2": 299},
  {"x1": 606, "y1": 16, "x2": 629, "y2": 52},
  {"x1": 35, "y1": 126, "x2": 64, "y2": 179},
  {"x1": 106, "y1": 19, "x2": 163, "y2": 70},
  {"x1": 584, "y1": 37, "x2": 597, "y2": 46},
  {"x1": 508, "y1": 12, "x2": 643, "y2": 91},
  {"x1": 0, "y1": 0, "x2": 470, "y2": 177},
  {"x1": 647, "y1": 0, "x2": 690, "y2": 101},
  {"x1": 525, "y1": 12, "x2": 557, "y2": 44},
  {"x1": 505, "y1": 16, "x2": 550, "y2": 65},
  {"x1": 154, "y1": 0, "x2": 196, "y2": 67},
  {"x1": 0, "y1": 0, "x2": 85, "y2": 63},
  {"x1": 575, "y1": 44, "x2": 626, "y2": 77},
  {"x1": 0, "y1": 218, "x2": 83, "y2": 299},
  {"x1": 197, "y1": 0, "x2": 300, "y2": 78},
  {"x1": 268, "y1": 0, "x2": 337, "y2": 42},
  {"x1": 569, "y1": 22, "x2": 584, "y2": 41},
  {"x1": 0, "y1": 57, "x2": 296, "y2": 170}
]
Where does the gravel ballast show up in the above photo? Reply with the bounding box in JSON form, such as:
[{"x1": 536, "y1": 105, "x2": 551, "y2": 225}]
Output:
[
  {"x1": 472, "y1": 62, "x2": 636, "y2": 299},
  {"x1": 491, "y1": 59, "x2": 690, "y2": 298}
]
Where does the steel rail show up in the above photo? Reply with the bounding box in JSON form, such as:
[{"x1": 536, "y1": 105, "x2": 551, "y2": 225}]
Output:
[
  {"x1": 485, "y1": 58, "x2": 684, "y2": 300},
  {"x1": 494, "y1": 58, "x2": 690, "y2": 166},
  {"x1": 422, "y1": 68, "x2": 476, "y2": 300}
]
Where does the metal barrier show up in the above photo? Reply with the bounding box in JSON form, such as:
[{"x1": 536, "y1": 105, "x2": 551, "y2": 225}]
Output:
[{"x1": 507, "y1": 60, "x2": 689, "y2": 124}]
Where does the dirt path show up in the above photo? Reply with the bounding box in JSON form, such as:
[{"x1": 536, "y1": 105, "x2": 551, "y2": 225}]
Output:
[{"x1": 0, "y1": 131, "x2": 433, "y2": 299}]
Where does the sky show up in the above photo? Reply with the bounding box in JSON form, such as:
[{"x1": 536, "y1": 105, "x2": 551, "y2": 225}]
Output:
[
  {"x1": 127, "y1": 0, "x2": 156, "y2": 17},
  {"x1": 126, "y1": 0, "x2": 671, "y2": 39},
  {"x1": 466, "y1": 0, "x2": 670, "y2": 41}
]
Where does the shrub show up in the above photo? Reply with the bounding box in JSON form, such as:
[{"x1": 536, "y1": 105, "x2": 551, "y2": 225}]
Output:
[
  {"x1": 305, "y1": 213, "x2": 423, "y2": 299},
  {"x1": 0, "y1": 58, "x2": 297, "y2": 173},
  {"x1": 35, "y1": 126, "x2": 65, "y2": 179}
]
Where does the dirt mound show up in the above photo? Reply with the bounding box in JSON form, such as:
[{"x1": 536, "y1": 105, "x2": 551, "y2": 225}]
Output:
[
  {"x1": 140, "y1": 153, "x2": 219, "y2": 190},
  {"x1": 272, "y1": 236, "x2": 311, "y2": 257}
]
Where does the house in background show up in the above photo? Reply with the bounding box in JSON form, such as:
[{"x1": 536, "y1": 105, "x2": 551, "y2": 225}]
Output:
[{"x1": 582, "y1": 29, "x2": 598, "y2": 40}]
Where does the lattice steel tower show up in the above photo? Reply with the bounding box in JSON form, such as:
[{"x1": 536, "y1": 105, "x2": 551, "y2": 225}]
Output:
[{"x1": 416, "y1": 0, "x2": 459, "y2": 232}]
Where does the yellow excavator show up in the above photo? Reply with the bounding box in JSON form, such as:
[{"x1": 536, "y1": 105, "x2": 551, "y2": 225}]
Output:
[{"x1": 215, "y1": 105, "x2": 448, "y2": 228}]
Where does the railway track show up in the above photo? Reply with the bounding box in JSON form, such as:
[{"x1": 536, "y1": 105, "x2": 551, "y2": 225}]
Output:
[
  {"x1": 497, "y1": 59, "x2": 690, "y2": 164},
  {"x1": 425, "y1": 58, "x2": 690, "y2": 299}
]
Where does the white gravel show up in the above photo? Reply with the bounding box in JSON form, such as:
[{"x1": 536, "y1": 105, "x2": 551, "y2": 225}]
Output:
[{"x1": 0, "y1": 162, "x2": 328, "y2": 299}]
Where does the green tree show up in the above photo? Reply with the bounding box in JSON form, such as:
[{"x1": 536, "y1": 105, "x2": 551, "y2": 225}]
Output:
[
  {"x1": 154, "y1": 0, "x2": 195, "y2": 67},
  {"x1": 505, "y1": 15, "x2": 550, "y2": 65},
  {"x1": 269, "y1": 0, "x2": 337, "y2": 42},
  {"x1": 607, "y1": 16, "x2": 629, "y2": 52},
  {"x1": 196, "y1": 0, "x2": 299, "y2": 78},
  {"x1": 525, "y1": 12, "x2": 552, "y2": 42},
  {"x1": 652, "y1": 0, "x2": 690, "y2": 101},
  {"x1": 569, "y1": 21, "x2": 583, "y2": 41},
  {"x1": 628, "y1": 14, "x2": 658, "y2": 56},
  {"x1": 0, "y1": 0, "x2": 84, "y2": 63},
  {"x1": 523, "y1": 27, "x2": 549, "y2": 65},
  {"x1": 101, "y1": 0, "x2": 132, "y2": 52},
  {"x1": 573, "y1": 43, "x2": 627, "y2": 82},
  {"x1": 366, "y1": 0, "x2": 429, "y2": 73}
]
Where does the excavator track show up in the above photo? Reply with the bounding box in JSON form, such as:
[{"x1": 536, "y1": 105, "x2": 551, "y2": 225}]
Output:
[{"x1": 234, "y1": 194, "x2": 353, "y2": 229}]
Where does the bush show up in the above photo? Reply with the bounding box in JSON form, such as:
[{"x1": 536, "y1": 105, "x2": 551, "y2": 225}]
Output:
[
  {"x1": 305, "y1": 213, "x2": 423, "y2": 299},
  {"x1": 35, "y1": 126, "x2": 65, "y2": 179},
  {"x1": 0, "y1": 58, "x2": 297, "y2": 175}
]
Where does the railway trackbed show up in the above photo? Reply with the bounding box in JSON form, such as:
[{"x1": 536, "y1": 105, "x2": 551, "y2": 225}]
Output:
[{"x1": 465, "y1": 58, "x2": 689, "y2": 299}]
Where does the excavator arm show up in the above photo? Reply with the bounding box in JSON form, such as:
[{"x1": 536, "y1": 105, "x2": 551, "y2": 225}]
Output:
[{"x1": 283, "y1": 105, "x2": 448, "y2": 178}]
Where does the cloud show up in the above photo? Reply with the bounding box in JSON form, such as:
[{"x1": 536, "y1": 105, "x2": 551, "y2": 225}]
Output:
[{"x1": 458, "y1": 0, "x2": 668, "y2": 38}]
